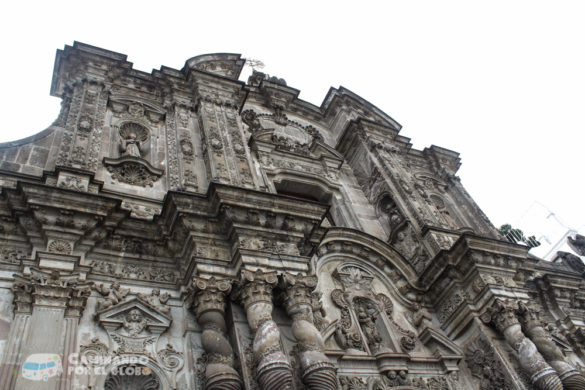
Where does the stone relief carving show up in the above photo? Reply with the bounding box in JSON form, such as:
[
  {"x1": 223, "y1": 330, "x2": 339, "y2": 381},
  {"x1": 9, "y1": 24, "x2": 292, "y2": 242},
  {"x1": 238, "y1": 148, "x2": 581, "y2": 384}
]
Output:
[
  {"x1": 465, "y1": 334, "x2": 513, "y2": 390},
  {"x1": 47, "y1": 239, "x2": 73, "y2": 254},
  {"x1": 1, "y1": 247, "x2": 27, "y2": 265},
  {"x1": 330, "y1": 265, "x2": 408, "y2": 354},
  {"x1": 96, "y1": 295, "x2": 172, "y2": 357},
  {"x1": 94, "y1": 281, "x2": 130, "y2": 310},
  {"x1": 104, "y1": 158, "x2": 164, "y2": 187},
  {"x1": 157, "y1": 343, "x2": 184, "y2": 389}
]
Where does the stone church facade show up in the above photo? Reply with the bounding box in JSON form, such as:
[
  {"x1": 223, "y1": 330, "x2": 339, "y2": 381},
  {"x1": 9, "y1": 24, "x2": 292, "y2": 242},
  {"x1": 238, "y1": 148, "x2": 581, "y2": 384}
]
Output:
[{"x1": 0, "y1": 41, "x2": 584, "y2": 390}]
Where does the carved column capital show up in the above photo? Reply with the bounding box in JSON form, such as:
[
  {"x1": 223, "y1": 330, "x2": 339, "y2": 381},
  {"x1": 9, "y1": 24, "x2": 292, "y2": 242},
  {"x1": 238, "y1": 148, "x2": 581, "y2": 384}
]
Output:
[
  {"x1": 191, "y1": 276, "x2": 232, "y2": 317},
  {"x1": 281, "y1": 273, "x2": 318, "y2": 322},
  {"x1": 480, "y1": 298, "x2": 519, "y2": 333},
  {"x1": 237, "y1": 269, "x2": 278, "y2": 312},
  {"x1": 12, "y1": 271, "x2": 91, "y2": 317}
]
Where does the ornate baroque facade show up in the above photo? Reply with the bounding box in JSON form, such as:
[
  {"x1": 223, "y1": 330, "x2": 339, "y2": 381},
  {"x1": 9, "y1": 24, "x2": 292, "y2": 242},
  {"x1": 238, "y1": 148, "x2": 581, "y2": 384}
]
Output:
[{"x1": 0, "y1": 42, "x2": 584, "y2": 390}]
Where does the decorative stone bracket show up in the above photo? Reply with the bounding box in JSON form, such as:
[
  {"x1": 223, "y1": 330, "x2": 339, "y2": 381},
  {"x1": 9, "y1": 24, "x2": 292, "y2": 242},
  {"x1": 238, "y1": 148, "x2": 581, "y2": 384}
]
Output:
[{"x1": 103, "y1": 156, "x2": 164, "y2": 187}]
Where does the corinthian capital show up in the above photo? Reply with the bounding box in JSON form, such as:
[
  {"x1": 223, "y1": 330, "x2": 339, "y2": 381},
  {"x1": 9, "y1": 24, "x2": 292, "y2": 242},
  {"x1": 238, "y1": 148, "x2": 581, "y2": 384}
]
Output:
[
  {"x1": 281, "y1": 273, "x2": 318, "y2": 320},
  {"x1": 237, "y1": 269, "x2": 278, "y2": 310},
  {"x1": 480, "y1": 298, "x2": 519, "y2": 333},
  {"x1": 191, "y1": 277, "x2": 232, "y2": 317}
]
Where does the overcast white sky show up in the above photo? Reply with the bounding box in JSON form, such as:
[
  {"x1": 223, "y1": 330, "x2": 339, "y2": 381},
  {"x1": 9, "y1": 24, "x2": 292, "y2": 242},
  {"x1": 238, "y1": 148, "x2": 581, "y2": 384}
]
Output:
[{"x1": 1, "y1": 0, "x2": 584, "y2": 238}]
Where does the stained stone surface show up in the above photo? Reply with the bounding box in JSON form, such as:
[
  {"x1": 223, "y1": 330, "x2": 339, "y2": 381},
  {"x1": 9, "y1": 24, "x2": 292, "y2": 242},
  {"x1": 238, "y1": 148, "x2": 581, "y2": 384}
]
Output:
[{"x1": 0, "y1": 42, "x2": 583, "y2": 390}]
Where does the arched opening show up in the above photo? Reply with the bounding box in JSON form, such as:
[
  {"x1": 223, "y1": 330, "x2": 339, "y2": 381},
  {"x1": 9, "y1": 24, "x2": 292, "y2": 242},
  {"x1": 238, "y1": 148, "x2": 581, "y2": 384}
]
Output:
[{"x1": 104, "y1": 364, "x2": 161, "y2": 390}]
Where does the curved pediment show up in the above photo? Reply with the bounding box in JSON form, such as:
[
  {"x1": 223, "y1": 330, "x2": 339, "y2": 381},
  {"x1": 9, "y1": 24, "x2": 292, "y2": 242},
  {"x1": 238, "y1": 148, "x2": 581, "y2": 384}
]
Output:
[{"x1": 316, "y1": 227, "x2": 420, "y2": 291}]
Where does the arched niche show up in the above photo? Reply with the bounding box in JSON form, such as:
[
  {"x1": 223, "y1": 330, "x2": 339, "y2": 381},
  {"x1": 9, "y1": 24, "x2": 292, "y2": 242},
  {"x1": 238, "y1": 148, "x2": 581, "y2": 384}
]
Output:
[{"x1": 313, "y1": 228, "x2": 423, "y2": 355}]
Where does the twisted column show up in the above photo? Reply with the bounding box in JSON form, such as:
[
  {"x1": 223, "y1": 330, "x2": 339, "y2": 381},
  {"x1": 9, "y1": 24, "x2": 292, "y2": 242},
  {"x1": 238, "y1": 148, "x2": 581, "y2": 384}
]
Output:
[
  {"x1": 192, "y1": 277, "x2": 242, "y2": 390},
  {"x1": 237, "y1": 270, "x2": 293, "y2": 390},
  {"x1": 518, "y1": 302, "x2": 585, "y2": 390},
  {"x1": 281, "y1": 273, "x2": 337, "y2": 390},
  {"x1": 481, "y1": 298, "x2": 562, "y2": 390}
]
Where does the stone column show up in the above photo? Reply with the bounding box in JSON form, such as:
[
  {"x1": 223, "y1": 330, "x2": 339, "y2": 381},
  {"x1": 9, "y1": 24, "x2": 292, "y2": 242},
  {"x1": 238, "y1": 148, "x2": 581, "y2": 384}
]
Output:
[
  {"x1": 281, "y1": 273, "x2": 337, "y2": 390},
  {"x1": 481, "y1": 298, "x2": 562, "y2": 390},
  {"x1": 518, "y1": 302, "x2": 585, "y2": 390},
  {"x1": 237, "y1": 270, "x2": 293, "y2": 390},
  {"x1": 191, "y1": 277, "x2": 242, "y2": 390}
]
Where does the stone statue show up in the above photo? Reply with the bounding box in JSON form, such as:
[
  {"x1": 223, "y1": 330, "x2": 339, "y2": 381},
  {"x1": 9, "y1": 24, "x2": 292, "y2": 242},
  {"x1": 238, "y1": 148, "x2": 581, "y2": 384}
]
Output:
[
  {"x1": 355, "y1": 298, "x2": 382, "y2": 352},
  {"x1": 138, "y1": 288, "x2": 171, "y2": 316},
  {"x1": 568, "y1": 234, "x2": 585, "y2": 256},
  {"x1": 120, "y1": 132, "x2": 142, "y2": 157},
  {"x1": 95, "y1": 281, "x2": 129, "y2": 310}
]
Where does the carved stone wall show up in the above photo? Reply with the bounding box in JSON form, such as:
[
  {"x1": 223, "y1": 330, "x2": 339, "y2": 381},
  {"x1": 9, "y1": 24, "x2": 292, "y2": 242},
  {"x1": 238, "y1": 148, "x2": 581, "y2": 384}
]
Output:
[{"x1": 0, "y1": 42, "x2": 583, "y2": 390}]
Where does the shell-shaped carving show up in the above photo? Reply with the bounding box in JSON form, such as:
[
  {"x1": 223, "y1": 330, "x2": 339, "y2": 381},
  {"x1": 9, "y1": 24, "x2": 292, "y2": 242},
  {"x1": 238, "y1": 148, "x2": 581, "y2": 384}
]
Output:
[{"x1": 302, "y1": 361, "x2": 337, "y2": 390}]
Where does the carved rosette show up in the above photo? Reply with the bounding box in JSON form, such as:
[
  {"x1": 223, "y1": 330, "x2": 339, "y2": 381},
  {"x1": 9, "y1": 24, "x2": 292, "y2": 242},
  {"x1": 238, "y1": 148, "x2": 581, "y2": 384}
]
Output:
[
  {"x1": 192, "y1": 277, "x2": 242, "y2": 390},
  {"x1": 518, "y1": 302, "x2": 585, "y2": 390},
  {"x1": 481, "y1": 299, "x2": 563, "y2": 390},
  {"x1": 281, "y1": 273, "x2": 337, "y2": 390},
  {"x1": 236, "y1": 269, "x2": 293, "y2": 390}
]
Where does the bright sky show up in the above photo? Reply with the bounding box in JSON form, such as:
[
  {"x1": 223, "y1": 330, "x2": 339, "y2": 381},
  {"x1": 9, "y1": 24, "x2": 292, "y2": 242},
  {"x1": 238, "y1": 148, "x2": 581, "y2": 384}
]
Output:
[{"x1": 1, "y1": 1, "x2": 584, "y2": 237}]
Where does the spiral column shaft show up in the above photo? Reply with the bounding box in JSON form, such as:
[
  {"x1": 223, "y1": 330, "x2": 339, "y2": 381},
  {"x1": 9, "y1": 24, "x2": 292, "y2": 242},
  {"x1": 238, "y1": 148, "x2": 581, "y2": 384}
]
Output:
[
  {"x1": 192, "y1": 277, "x2": 242, "y2": 390},
  {"x1": 281, "y1": 273, "x2": 337, "y2": 390},
  {"x1": 238, "y1": 270, "x2": 293, "y2": 390},
  {"x1": 519, "y1": 302, "x2": 585, "y2": 390},
  {"x1": 482, "y1": 299, "x2": 562, "y2": 390}
]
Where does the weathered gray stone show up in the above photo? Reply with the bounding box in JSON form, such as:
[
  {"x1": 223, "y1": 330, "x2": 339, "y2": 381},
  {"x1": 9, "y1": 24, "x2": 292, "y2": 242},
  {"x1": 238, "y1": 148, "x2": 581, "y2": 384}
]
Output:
[{"x1": 0, "y1": 41, "x2": 583, "y2": 390}]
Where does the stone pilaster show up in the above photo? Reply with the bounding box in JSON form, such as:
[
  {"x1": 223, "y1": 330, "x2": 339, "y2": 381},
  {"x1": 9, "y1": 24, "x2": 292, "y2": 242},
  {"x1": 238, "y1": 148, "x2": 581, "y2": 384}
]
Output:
[
  {"x1": 237, "y1": 270, "x2": 293, "y2": 390},
  {"x1": 191, "y1": 277, "x2": 242, "y2": 390},
  {"x1": 0, "y1": 280, "x2": 32, "y2": 390},
  {"x1": 518, "y1": 302, "x2": 585, "y2": 390},
  {"x1": 7, "y1": 271, "x2": 91, "y2": 390},
  {"x1": 481, "y1": 298, "x2": 562, "y2": 390},
  {"x1": 280, "y1": 273, "x2": 337, "y2": 390}
]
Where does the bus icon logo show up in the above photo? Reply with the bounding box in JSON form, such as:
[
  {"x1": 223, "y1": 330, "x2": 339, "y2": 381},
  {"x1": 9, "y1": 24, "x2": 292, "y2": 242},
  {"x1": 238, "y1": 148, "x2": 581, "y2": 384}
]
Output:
[{"x1": 21, "y1": 354, "x2": 62, "y2": 381}]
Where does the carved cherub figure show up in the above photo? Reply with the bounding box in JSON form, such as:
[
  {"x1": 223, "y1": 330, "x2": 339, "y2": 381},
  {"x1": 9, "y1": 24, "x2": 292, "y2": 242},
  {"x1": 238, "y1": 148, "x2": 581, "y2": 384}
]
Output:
[
  {"x1": 123, "y1": 309, "x2": 147, "y2": 336},
  {"x1": 94, "y1": 281, "x2": 129, "y2": 310},
  {"x1": 138, "y1": 288, "x2": 171, "y2": 316}
]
